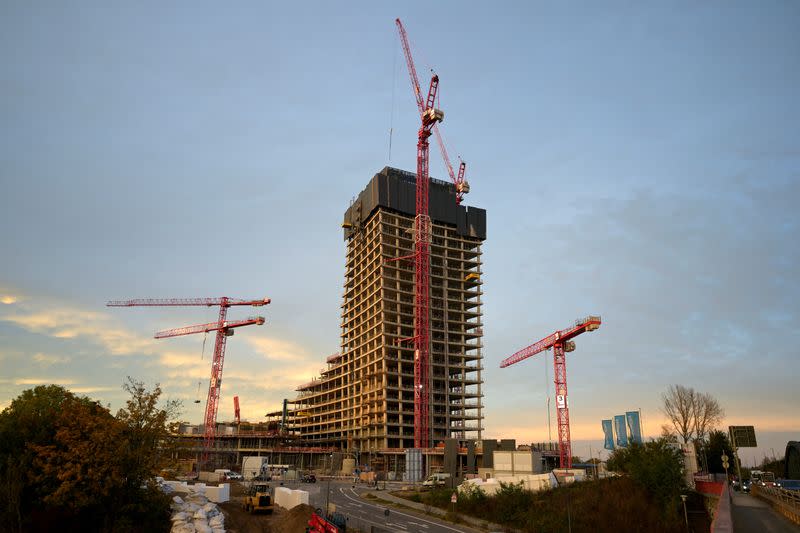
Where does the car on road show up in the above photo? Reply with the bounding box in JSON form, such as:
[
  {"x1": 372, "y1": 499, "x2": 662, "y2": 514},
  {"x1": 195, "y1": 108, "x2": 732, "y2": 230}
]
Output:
[
  {"x1": 226, "y1": 472, "x2": 243, "y2": 481},
  {"x1": 741, "y1": 480, "x2": 751, "y2": 493},
  {"x1": 302, "y1": 473, "x2": 317, "y2": 483}
]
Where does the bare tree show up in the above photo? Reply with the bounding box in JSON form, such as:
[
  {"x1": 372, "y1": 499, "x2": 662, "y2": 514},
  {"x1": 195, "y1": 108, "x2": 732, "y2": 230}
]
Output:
[
  {"x1": 662, "y1": 385, "x2": 695, "y2": 443},
  {"x1": 692, "y1": 392, "x2": 724, "y2": 442}
]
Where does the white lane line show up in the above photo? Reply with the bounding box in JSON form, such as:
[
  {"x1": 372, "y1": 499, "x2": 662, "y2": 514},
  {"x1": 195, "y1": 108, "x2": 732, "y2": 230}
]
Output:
[
  {"x1": 409, "y1": 522, "x2": 430, "y2": 529},
  {"x1": 386, "y1": 523, "x2": 408, "y2": 530},
  {"x1": 339, "y1": 488, "x2": 469, "y2": 533}
]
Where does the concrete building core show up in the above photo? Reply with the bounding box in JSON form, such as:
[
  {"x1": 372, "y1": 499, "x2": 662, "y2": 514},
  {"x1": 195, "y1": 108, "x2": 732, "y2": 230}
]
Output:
[{"x1": 291, "y1": 166, "x2": 486, "y2": 452}]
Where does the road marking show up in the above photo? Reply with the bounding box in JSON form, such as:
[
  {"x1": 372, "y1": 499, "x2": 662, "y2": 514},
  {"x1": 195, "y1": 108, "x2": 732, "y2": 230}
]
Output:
[
  {"x1": 409, "y1": 522, "x2": 430, "y2": 529},
  {"x1": 387, "y1": 523, "x2": 408, "y2": 530},
  {"x1": 338, "y1": 488, "x2": 470, "y2": 532}
]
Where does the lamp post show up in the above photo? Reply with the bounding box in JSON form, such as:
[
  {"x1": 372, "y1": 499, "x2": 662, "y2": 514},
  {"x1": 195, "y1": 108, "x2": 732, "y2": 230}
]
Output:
[{"x1": 680, "y1": 494, "x2": 689, "y2": 531}]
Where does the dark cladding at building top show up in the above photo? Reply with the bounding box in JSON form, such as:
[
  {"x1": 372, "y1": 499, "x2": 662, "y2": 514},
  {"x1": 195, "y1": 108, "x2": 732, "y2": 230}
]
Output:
[{"x1": 342, "y1": 166, "x2": 486, "y2": 240}]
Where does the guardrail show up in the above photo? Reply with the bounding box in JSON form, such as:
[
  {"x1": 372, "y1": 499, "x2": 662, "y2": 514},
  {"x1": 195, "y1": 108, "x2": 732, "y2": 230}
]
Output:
[{"x1": 752, "y1": 485, "x2": 800, "y2": 525}]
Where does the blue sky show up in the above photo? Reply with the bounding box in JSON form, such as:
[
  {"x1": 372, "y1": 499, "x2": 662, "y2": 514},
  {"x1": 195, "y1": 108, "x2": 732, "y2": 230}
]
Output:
[{"x1": 1, "y1": 1, "x2": 798, "y2": 465}]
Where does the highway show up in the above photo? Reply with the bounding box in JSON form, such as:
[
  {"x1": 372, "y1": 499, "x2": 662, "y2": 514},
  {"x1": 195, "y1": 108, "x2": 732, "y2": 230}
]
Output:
[{"x1": 731, "y1": 491, "x2": 800, "y2": 533}]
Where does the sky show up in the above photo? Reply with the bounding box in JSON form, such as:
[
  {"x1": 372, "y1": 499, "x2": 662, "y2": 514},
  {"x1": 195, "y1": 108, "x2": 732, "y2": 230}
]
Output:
[{"x1": 1, "y1": 1, "x2": 798, "y2": 467}]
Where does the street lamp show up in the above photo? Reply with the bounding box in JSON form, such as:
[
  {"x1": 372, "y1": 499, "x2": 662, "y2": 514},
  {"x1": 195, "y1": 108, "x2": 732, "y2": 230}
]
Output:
[{"x1": 680, "y1": 494, "x2": 688, "y2": 531}]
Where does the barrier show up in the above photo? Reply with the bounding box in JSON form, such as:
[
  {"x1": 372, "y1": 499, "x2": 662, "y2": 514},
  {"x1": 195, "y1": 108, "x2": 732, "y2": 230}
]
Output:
[
  {"x1": 308, "y1": 511, "x2": 339, "y2": 533},
  {"x1": 752, "y1": 485, "x2": 800, "y2": 525}
]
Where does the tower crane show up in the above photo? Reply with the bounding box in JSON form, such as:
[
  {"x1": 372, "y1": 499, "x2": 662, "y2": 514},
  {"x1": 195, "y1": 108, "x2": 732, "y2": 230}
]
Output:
[
  {"x1": 107, "y1": 296, "x2": 270, "y2": 463},
  {"x1": 396, "y1": 18, "x2": 469, "y2": 205},
  {"x1": 410, "y1": 75, "x2": 443, "y2": 449},
  {"x1": 500, "y1": 316, "x2": 601, "y2": 468}
]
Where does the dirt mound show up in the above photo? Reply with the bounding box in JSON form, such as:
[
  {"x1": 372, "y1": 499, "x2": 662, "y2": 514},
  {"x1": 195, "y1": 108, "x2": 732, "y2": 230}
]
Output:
[{"x1": 271, "y1": 503, "x2": 316, "y2": 533}]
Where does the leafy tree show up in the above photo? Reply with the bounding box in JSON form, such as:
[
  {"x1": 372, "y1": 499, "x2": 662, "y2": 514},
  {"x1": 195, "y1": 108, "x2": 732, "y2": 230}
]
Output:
[
  {"x1": 0, "y1": 379, "x2": 181, "y2": 532},
  {"x1": 115, "y1": 377, "x2": 182, "y2": 491},
  {"x1": 606, "y1": 437, "x2": 686, "y2": 515},
  {"x1": 704, "y1": 430, "x2": 733, "y2": 474}
]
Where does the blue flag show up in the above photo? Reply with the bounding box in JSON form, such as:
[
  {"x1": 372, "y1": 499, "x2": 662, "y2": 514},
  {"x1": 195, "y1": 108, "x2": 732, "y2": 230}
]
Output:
[
  {"x1": 614, "y1": 414, "x2": 628, "y2": 447},
  {"x1": 602, "y1": 419, "x2": 614, "y2": 450},
  {"x1": 626, "y1": 411, "x2": 642, "y2": 444}
]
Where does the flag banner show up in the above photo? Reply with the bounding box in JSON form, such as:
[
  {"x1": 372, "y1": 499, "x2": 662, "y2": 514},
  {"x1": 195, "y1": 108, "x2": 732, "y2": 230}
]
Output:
[
  {"x1": 626, "y1": 411, "x2": 643, "y2": 444},
  {"x1": 602, "y1": 419, "x2": 614, "y2": 450},
  {"x1": 614, "y1": 414, "x2": 628, "y2": 447}
]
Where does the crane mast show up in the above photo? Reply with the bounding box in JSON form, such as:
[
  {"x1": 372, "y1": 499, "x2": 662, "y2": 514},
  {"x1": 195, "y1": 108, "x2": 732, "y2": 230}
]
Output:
[
  {"x1": 414, "y1": 75, "x2": 443, "y2": 449},
  {"x1": 500, "y1": 316, "x2": 601, "y2": 468}
]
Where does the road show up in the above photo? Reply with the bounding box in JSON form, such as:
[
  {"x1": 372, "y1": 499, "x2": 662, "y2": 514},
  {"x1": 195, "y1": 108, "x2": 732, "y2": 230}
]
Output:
[
  {"x1": 731, "y1": 491, "x2": 800, "y2": 532},
  {"x1": 282, "y1": 479, "x2": 479, "y2": 533}
]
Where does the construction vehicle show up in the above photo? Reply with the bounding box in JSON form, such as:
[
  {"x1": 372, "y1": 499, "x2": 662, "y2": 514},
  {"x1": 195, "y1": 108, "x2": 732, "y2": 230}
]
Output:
[{"x1": 242, "y1": 483, "x2": 274, "y2": 514}]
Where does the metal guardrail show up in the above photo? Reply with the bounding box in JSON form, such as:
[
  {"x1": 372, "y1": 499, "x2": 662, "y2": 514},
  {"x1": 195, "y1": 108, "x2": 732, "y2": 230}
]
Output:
[{"x1": 752, "y1": 485, "x2": 800, "y2": 525}]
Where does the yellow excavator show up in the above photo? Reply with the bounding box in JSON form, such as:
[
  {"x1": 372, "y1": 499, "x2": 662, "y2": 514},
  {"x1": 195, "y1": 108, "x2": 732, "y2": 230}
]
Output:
[{"x1": 242, "y1": 483, "x2": 274, "y2": 514}]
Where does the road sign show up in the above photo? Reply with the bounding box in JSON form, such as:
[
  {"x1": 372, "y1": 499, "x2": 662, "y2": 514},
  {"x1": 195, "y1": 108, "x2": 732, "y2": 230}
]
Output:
[
  {"x1": 451, "y1": 493, "x2": 457, "y2": 504},
  {"x1": 728, "y1": 426, "x2": 757, "y2": 447}
]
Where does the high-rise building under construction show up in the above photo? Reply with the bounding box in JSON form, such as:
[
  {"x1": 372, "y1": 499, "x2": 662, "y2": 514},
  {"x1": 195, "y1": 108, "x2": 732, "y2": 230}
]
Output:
[{"x1": 292, "y1": 167, "x2": 486, "y2": 452}]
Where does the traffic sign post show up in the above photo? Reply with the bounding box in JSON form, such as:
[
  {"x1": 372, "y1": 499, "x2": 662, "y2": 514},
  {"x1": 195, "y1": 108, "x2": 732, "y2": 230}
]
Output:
[{"x1": 722, "y1": 453, "x2": 730, "y2": 484}]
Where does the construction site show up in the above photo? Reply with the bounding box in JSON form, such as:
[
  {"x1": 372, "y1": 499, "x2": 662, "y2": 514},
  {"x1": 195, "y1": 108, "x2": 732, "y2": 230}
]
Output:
[{"x1": 114, "y1": 19, "x2": 601, "y2": 484}]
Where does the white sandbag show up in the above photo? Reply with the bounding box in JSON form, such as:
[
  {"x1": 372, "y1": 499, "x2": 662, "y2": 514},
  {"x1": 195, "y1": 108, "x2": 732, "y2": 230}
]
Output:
[
  {"x1": 202, "y1": 502, "x2": 217, "y2": 514},
  {"x1": 208, "y1": 514, "x2": 224, "y2": 527},
  {"x1": 173, "y1": 496, "x2": 185, "y2": 505},
  {"x1": 171, "y1": 512, "x2": 190, "y2": 522},
  {"x1": 171, "y1": 523, "x2": 195, "y2": 533},
  {"x1": 193, "y1": 521, "x2": 212, "y2": 533},
  {"x1": 192, "y1": 508, "x2": 207, "y2": 520}
]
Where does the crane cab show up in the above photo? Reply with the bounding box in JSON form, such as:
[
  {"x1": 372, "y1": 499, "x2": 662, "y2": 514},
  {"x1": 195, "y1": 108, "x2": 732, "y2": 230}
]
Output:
[
  {"x1": 422, "y1": 108, "x2": 444, "y2": 124},
  {"x1": 457, "y1": 180, "x2": 470, "y2": 194}
]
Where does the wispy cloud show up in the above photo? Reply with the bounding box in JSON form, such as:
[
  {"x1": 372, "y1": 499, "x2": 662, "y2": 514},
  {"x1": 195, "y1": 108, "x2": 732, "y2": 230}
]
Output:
[
  {"x1": 32, "y1": 352, "x2": 71, "y2": 367},
  {"x1": 14, "y1": 377, "x2": 76, "y2": 386},
  {"x1": 1, "y1": 295, "x2": 17, "y2": 305},
  {"x1": 246, "y1": 336, "x2": 312, "y2": 362},
  {"x1": 0, "y1": 304, "x2": 156, "y2": 356}
]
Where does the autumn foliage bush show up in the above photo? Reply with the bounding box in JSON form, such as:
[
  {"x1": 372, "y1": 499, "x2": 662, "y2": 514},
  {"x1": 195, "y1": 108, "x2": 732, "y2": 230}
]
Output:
[{"x1": 0, "y1": 379, "x2": 180, "y2": 532}]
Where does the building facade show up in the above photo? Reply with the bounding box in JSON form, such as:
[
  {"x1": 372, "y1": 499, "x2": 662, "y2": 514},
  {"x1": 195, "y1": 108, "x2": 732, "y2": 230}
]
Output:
[{"x1": 292, "y1": 167, "x2": 486, "y2": 452}]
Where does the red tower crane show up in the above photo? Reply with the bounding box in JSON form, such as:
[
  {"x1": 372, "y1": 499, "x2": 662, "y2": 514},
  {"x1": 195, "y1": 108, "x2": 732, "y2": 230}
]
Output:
[
  {"x1": 500, "y1": 316, "x2": 602, "y2": 468},
  {"x1": 107, "y1": 297, "x2": 270, "y2": 462},
  {"x1": 410, "y1": 75, "x2": 443, "y2": 449},
  {"x1": 396, "y1": 18, "x2": 469, "y2": 205}
]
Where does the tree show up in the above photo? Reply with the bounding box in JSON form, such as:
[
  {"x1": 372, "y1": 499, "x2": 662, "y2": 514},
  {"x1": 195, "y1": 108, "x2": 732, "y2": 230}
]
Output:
[
  {"x1": 115, "y1": 377, "x2": 182, "y2": 490},
  {"x1": 661, "y1": 385, "x2": 724, "y2": 444},
  {"x1": 704, "y1": 430, "x2": 733, "y2": 474},
  {"x1": 662, "y1": 385, "x2": 695, "y2": 443},
  {"x1": 692, "y1": 392, "x2": 724, "y2": 443},
  {"x1": 606, "y1": 438, "x2": 686, "y2": 516},
  {"x1": 0, "y1": 379, "x2": 181, "y2": 532}
]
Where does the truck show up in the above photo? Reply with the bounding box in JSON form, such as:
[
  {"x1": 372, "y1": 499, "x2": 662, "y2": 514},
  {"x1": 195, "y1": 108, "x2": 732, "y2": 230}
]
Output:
[
  {"x1": 242, "y1": 457, "x2": 269, "y2": 481},
  {"x1": 242, "y1": 483, "x2": 274, "y2": 514},
  {"x1": 422, "y1": 473, "x2": 451, "y2": 487}
]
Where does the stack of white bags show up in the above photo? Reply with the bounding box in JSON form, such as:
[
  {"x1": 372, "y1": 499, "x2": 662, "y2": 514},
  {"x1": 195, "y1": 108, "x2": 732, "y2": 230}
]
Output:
[{"x1": 169, "y1": 489, "x2": 225, "y2": 533}]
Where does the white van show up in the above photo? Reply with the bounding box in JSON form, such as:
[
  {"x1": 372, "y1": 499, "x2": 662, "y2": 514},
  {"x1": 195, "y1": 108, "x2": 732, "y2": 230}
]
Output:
[{"x1": 422, "y1": 473, "x2": 451, "y2": 487}]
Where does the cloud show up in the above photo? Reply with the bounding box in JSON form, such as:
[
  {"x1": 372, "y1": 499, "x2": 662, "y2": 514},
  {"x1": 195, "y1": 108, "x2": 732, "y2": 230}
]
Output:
[
  {"x1": 70, "y1": 386, "x2": 117, "y2": 394},
  {"x1": 32, "y1": 353, "x2": 71, "y2": 367},
  {"x1": 0, "y1": 304, "x2": 156, "y2": 356},
  {"x1": 1, "y1": 295, "x2": 17, "y2": 305},
  {"x1": 246, "y1": 336, "x2": 312, "y2": 362},
  {"x1": 14, "y1": 377, "x2": 76, "y2": 386}
]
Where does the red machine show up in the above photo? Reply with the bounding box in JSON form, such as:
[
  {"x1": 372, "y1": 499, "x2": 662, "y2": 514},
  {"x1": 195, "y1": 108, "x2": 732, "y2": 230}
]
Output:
[
  {"x1": 108, "y1": 297, "x2": 269, "y2": 462},
  {"x1": 500, "y1": 316, "x2": 601, "y2": 468}
]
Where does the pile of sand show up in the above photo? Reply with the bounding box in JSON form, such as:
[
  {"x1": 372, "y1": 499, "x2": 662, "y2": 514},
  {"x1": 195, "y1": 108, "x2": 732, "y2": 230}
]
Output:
[{"x1": 271, "y1": 504, "x2": 315, "y2": 533}]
